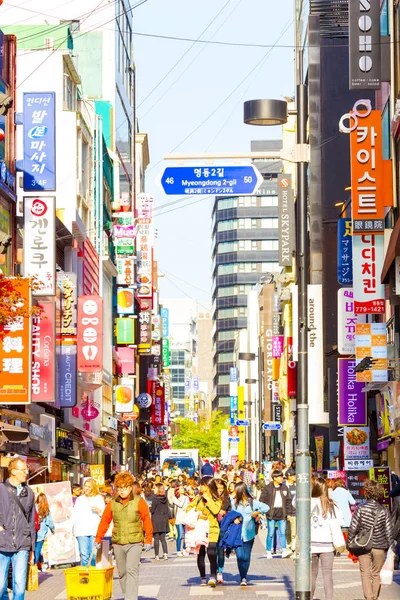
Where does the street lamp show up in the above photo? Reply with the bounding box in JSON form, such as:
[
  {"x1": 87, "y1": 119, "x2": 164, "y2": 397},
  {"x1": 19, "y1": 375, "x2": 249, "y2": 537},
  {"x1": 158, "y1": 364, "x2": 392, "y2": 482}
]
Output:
[{"x1": 244, "y1": 90, "x2": 311, "y2": 600}]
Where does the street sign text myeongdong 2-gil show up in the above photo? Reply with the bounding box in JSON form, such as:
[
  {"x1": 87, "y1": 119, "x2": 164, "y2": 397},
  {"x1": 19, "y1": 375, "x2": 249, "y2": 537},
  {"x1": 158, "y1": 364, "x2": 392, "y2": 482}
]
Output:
[{"x1": 160, "y1": 165, "x2": 263, "y2": 196}]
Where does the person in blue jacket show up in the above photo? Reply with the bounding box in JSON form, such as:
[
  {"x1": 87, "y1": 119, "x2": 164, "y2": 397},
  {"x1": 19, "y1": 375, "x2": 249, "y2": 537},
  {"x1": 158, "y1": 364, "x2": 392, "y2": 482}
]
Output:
[{"x1": 232, "y1": 482, "x2": 270, "y2": 586}]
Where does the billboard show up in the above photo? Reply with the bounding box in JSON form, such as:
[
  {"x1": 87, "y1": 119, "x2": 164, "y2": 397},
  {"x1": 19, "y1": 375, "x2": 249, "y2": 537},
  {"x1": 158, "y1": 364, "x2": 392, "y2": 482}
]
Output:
[
  {"x1": 277, "y1": 174, "x2": 295, "y2": 267},
  {"x1": 349, "y1": 0, "x2": 381, "y2": 90},
  {"x1": 23, "y1": 92, "x2": 56, "y2": 191},
  {"x1": 355, "y1": 322, "x2": 388, "y2": 382},
  {"x1": 337, "y1": 288, "x2": 356, "y2": 355},
  {"x1": 337, "y1": 218, "x2": 353, "y2": 285},
  {"x1": 353, "y1": 234, "x2": 385, "y2": 314},
  {"x1": 338, "y1": 358, "x2": 367, "y2": 426},
  {"x1": 23, "y1": 196, "x2": 56, "y2": 294},
  {"x1": 32, "y1": 301, "x2": 56, "y2": 402},
  {"x1": 77, "y1": 296, "x2": 103, "y2": 373}
]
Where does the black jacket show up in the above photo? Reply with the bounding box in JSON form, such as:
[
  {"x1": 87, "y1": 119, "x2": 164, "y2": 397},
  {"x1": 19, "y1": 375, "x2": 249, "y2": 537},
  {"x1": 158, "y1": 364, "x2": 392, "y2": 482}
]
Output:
[
  {"x1": 259, "y1": 482, "x2": 293, "y2": 519},
  {"x1": 150, "y1": 494, "x2": 170, "y2": 533},
  {"x1": 0, "y1": 481, "x2": 36, "y2": 552},
  {"x1": 348, "y1": 500, "x2": 395, "y2": 551}
]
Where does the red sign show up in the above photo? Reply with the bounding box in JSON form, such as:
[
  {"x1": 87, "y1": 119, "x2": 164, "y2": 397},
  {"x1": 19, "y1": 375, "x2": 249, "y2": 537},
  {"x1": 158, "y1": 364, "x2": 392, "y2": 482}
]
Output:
[
  {"x1": 287, "y1": 336, "x2": 297, "y2": 397},
  {"x1": 116, "y1": 347, "x2": 135, "y2": 375},
  {"x1": 151, "y1": 385, "x2": 165, "y2": 426},
  {"x1": 32, "y1": 301, "x2": 55, "y2": 402},
  {"x1": 77, "y1": 296, "x2": 103, "y2": 372}
]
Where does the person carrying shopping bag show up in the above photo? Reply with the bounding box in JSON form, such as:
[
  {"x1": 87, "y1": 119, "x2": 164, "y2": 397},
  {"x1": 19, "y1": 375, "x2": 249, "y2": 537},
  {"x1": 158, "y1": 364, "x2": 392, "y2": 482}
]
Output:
[{"x1": 34, "y1": 493, "x2": 55, "y2": 571}]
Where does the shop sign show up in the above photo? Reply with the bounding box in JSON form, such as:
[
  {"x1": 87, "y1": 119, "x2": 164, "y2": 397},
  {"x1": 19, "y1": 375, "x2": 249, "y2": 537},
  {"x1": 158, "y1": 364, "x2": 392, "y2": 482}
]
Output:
[
  {"x1": 136, "y1": 193, "x2": 154, "y2": 223},
  {"x1": 113, "y1": 225, "x2": 136, "y2": 256},
  {"x1": 0, "y1": 278, "x2": 31, "y2": 405},
  {"x1": 338, "y1": 358, "x2": 366, "y2": 426},
  {"x1": 121, "y1": 406, "x2": 139, "y2": 422},
  {"x1": 337, "y1": 218, "x2": 353, "y2": 285},
  {"x1": 23, "y1": 196, "x2": 56, "y2": 295},
  {"x1": 272, "y1": 381, "x2": 279, "y2": 403},
  {"x1": 345, "y1": 459, "x2": 374, "y2": 471},
  {"x1": 136, "y1": 222, "x2": 153, "y2": 298},
  {"x1": 162, "y1": 338, "x2": 170, "y2": 366},
  {"x1": 344, "y1": 426, "x2": 370, "y2": 460},
  {"x1": 355, "y1": 322, "x2": 387, "y2": 382},
  {"x1": 116, "y1": 317, "x2": 135, "y2": 345},
  {"x1": 161, "y1": 307, "x2": 169, "y2": 337},
  {"x1": 338, "y1": 289, "x2": 356, "y2": 355},
  {"x1": 23, "y1": 92, "x2": 56, "y2": 191},
  {"x1": 151, "y1": 385, "x2": 165, "y2": 426},
  {"x1": 77, "y1": 296, "x2": 103, "y2": 372},
  {"x1": 287, "y1": 336, "x2": 296, "y2": 397},
  {"x1": 90, "y1": 464, "x2": 105, "y2": 487},
  {"x1": 58, "y1": 273, "x2": 77, "y2": 336},
  {"x1": 308, "y1": 285, "x2": 327, "y2": 424},
  {"x1": 116, "y1": 287, "x2": 135, "y2": 315},
  {"x1": 108, "y1": 416, "x2": 118, "y2": 430},
  {"x1": 327, "y1": 470, "x2": 347, "y2": 481},
  {"x1": 353, "y1": 234, "x2": 385, "y2": 313},
  {"x1": 115, "y1": 384, "x2": 134, "y2": 413},
  {"x1": 376, "y1": 383, "x2": 395, "y2": 438},
  {"x1": 346, "y1": 470, "x2": 369, "y2": 505},
  {"x1": 272, "y1": 335, "x2": 284, "y2": 359},
  {"x1": 138, "y1": 310, "x2": 151, "y2": 352},
  {"x1": 116, "y1": 347, "x2": 135, "y2": 375},
  {"x1": 59, "y1": 343, "x2": 77, "y2": 408},
  {"x1": 350, "y1": 106, "x2": 384, "y2": 232},
  {"x1": 349, "y1": 0, "x2": 381, "y2": 90},
  {"x1": 369, "y1": 466, "x2": 391, "y2": 507},
  {"x1": 277, "y1": 174, "x2": 295, "y2": 266},
  {"x1": 32, "y1": 301, "x2": 56, "y2": 402},
  {"x1": 39, "y1": 413, "x2": 55, "y2": 455},
  {"x1": 314, "y1": 435, "x2": 324, "y2": 472},
  {"x1": 56, "y1": 428, "x2": 73, "y2": 452},
  {"x1": 116, "y1": 257, "x2": 135, "y2": 285},
  {"x1": 273, "y1": 404, "x2": 282, "y2": 423},
  {"x1": 137, "y1": 393, "x2": 152, "y2": 409},
  {"x1": 152, "y1": 314, "x2": 161, "y2": 341}
]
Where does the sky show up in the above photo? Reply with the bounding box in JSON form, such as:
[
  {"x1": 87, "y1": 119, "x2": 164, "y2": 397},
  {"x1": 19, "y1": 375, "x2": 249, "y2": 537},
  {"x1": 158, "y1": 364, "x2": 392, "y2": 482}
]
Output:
[{"x1": 133, "y1": 0, "x2": 295, "y2": 308}]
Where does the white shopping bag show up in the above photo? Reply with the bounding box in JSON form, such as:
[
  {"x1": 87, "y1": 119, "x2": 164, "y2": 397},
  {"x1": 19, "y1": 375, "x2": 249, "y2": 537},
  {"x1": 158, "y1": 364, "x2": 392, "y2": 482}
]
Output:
[
  {"x1": 380, "y1": 548, "x2": 395, "y2": 585},
  {"x1": 96, "y1": 540, "x2": 111, "y2": 569}
]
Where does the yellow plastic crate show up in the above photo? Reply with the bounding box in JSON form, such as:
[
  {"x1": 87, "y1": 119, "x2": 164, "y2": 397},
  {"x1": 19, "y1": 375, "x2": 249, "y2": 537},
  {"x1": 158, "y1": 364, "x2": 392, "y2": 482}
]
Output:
[{"x1": 64, "y1": 566, "x2": 114, "y2": 600}]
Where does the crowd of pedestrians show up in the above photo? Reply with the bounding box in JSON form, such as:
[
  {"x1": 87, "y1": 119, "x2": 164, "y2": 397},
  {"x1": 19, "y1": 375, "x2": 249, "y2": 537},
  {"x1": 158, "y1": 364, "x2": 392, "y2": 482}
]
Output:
[{"x1": 0, "y1": 455, "x2": 399, "y2": 600}]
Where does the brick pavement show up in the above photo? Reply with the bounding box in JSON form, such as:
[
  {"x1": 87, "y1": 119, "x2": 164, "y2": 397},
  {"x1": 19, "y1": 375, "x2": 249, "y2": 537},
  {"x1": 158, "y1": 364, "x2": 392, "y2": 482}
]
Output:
[{"x1": 15, "y1": 537, "x2": 400, "y2": 600}]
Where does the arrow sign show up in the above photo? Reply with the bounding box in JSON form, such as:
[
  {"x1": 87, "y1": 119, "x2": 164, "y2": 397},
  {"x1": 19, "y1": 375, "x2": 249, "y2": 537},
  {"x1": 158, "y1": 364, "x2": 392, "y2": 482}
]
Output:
[
  {"x1": 263, "y1": 421, "x2": 282, "y2": 431},
  {"x1": 236, "y1": 419, "x2": 249, "y2": 427},
  {"x1": 160, "y1": 165, "x2": 263, "y2": 197}
]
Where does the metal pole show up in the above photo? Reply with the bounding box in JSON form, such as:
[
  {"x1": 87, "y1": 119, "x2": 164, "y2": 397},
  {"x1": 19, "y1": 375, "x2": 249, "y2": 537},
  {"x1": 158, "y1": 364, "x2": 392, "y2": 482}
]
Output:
[
  {"x1": 258, "y1": 348, "x2": 264, "y2": 465},
  {"x1": 295, "y1": 82, "x2": 311, "y2": 600}
]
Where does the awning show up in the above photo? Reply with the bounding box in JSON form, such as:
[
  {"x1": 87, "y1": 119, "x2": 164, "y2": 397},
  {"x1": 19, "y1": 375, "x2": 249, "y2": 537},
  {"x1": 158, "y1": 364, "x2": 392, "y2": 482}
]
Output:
[
  {"x1": 381, "y1": 220, "x2": 400, "y2": 283},
  {"x1": 0, "y1": 423, "x2": 30, "y2": 444}
]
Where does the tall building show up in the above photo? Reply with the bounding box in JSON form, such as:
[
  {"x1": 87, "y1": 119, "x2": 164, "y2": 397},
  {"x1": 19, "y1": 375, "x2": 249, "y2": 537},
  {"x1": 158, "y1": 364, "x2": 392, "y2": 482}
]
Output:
[
  {"x1": 197, "y1": 311, "x2": 214, "y2": 419},
  {"x1": 212, "y1": 141, "x2": 282, "y2": 412}
]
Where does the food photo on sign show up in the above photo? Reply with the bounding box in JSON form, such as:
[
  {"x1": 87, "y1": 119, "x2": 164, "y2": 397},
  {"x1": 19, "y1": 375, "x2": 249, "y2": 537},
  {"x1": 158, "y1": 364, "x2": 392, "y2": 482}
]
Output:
[{"x1": 343, "y1": 426, "x2": 370, "y2": 460}]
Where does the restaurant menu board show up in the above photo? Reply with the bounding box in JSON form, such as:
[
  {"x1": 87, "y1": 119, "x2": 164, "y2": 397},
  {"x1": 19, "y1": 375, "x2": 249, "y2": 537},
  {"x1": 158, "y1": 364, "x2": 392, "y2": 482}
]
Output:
[{"x1": 346, "y1": 470, "x2": 369, "y2": 505}]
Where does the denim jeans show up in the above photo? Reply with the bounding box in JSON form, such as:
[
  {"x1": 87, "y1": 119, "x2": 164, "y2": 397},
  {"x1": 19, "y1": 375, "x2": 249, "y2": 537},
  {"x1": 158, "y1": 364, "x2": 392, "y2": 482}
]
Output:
[
  {"x1": 175, "y1": 525, "x2": 186, "y2": 552},
  {"x1": 77, "y1": 535, "x2": 96, "y2": 566},
  {"x1": 34, "y1": 540, "x2": 45, "y2": 565},
  {"x1": 266, "y1": 519, "x2": 287, "y2": 552},
  {"x1": 235, "y1": 539, "x2": 254, "y2": 580},
  {"x1": 217, "y1": 546, "x2": 225, "y2": 573},
  {"x1": 0, "y1": 550, "x2": 29, "y2": 600}
]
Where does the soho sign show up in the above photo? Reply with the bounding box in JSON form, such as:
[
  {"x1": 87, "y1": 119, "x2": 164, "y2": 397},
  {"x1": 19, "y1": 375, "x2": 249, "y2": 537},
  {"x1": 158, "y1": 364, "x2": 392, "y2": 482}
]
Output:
[{"x1": 349, "y1": 0, "x2": 381, "y2": 90}]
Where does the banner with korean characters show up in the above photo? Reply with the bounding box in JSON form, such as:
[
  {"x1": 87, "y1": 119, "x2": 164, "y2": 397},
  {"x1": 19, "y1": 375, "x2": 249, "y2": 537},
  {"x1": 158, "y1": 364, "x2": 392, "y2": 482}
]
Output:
[
  {"x1": 32, "y1": 301, "x2": 56, "y2": 402},
  {"x1": 338, "y1": 289, "x2": 357, "y2": 354},
  {"x1": 136, "y1": 222, "x2": 153, "y2": 298},
  {"x1": 113, "y1": 224, "x2": 135, "y2": 256},
  {"x1": 272, "y1": 335, "x2": 284, "y2": 358},
  {"x1": 116, "y1": 257, "x2": 135, "y2": 286},
  {"x1": 346, "y1": 470, "x2": 369, "y2": 505},
  {"x1": 353, "y1": 234, "x2": 385, "y2": 314},
  {"x1": 77, "y1": 296, "x2": 103, "y2": 373},
  {"x1": 23, "y1": 92, "x2": 56, "y2": 191},
  {"x1": 344, "y1": 459, "x2": 374, "y2": 471},
  {"x1": 0, "y1": 278, "x2": 32, "y2": 404},
  {"x1": 369, "y1": 467, "x2": 391, "y2": 508},
  {"x1": 23, "y1": 197, "x2": 56, "y2": 295},
  {"x1": 136, "y1": 193, "x2": 154, "y2": 223},
  {"x1": 138, "y1": 309, "x2": 151, "y2": 353},
  {"x1": 344, "y1": 426, "x2": 370, "y2": 460},
  {"x1": 337, "y1": 218, "x2": 353, "y2": 285},
  {"x1": 338, "y1": 358, "x2": 366, "y2": 426},
  {"x1": 161, "y1": 307, "x2": 169, "y2": 337},
  {"x1": 355, "y1": 322, "x2": 387, "y2": 382},
  {"x1": 151, "y1": 385, "x2": 165, "y2": 427}
]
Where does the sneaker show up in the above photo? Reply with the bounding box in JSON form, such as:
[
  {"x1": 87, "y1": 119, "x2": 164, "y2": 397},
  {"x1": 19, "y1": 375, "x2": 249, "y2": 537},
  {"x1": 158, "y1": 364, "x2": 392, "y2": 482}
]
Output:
[
  {"x1": 163, "y1": 553, "x2": 168, "y2": 560},
  {"x1": 282, "y1": 549, "x2": 292, "y2": 559},
  {"x1": 217, "y1": 573, "x2": 224, "y2": 584},
  {"x1": 177, "y1": 552, "x2": 183, "y2": 557},
  {"x1": 208, "y1": 578, "x2": 216, "y2": 587},
  {"x1": 240, "y1": 578, "x2": 248, "y2": 587},
  {"x1": 200, "y1": 579, "x2": 207, "y2": 586},
  {"x1": 265, "y1": 552, "x2": 273, "y2": 559},
  {"x1": 154, "y1": 556, "x2": 160, "y2": 561}
]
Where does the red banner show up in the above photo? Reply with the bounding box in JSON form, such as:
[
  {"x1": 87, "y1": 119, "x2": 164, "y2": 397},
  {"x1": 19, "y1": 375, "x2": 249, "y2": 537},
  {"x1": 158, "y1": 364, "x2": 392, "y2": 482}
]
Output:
[
  {"x1": 151, "y1": 385, "x2": 165, "y2": 426},
  {"x1": 32, "y1": 301, "x2": 56, "y2": 402},
  {"x1": 287, "y1": 336, "x2": 297, "y2": 397},
  {"x1": 77, "y1": 296, "x2": 103, "y2": 372}
]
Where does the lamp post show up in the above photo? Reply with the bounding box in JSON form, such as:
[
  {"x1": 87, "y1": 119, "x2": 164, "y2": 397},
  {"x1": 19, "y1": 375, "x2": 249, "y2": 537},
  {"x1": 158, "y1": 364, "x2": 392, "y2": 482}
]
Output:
[{"x1": 243, "y1": 95, "x2": 311, "y2": 600}]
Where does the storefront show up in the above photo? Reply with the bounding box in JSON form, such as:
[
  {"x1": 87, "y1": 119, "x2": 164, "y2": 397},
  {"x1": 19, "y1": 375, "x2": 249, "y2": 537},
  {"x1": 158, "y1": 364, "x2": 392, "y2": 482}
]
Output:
[{"x1": 375, "y1": 382, "x2": 400, "y2": 474}]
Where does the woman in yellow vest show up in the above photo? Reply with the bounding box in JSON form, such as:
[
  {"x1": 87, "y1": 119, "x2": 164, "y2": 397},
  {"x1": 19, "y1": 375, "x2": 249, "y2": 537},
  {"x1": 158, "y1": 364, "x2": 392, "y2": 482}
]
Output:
[{"x1": 95, "y1": 473, "x2": 153, "y2": 600}]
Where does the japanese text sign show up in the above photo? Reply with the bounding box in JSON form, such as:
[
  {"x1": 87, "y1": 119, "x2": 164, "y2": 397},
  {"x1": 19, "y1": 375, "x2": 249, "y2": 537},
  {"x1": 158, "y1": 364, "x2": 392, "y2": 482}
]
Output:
[
  {"x1": 350, "y1": 107, "x2": 384, "y2": 233},
  {"x1": 77, "y1": 296, "x2": 103, "y2": 372},
  {"x1": 337, "y1": 219, "x2": 353, "y2": 285},
  {"x1": 24, "y1": 197, "x2": 56, "y2": 294},
  {"x1": 338, "y1": 288, "x2": 356, "y2": 354},
  {"x1": 23, "y1": 92, "x2": 56, "y2": 191},
  {"x1": 32, "y1": 301, "x2": 56, "y2": 402},
  {"x1": 355, "y1": 322, "x2": 388, "y2": 382},
  {"x1": 353, "y1": 234, "x2": 385, "y2": 313},
  {"x1": 344, "y1": 426, "x2": 370, "y2": 460},
  {"x1": 338, "y1": 358, "x2": 366, "y2": 426},
  {"x1": 0, "y1": 279, "x2": 31, "y2": 404},
  {"x1": 58, "y1": 273, "x2": 77, "y2": 337}
]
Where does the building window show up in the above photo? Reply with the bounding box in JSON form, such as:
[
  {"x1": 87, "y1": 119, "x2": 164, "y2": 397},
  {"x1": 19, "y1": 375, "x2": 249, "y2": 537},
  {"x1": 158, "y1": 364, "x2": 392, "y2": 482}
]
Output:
[
  {"x1": 261, "y1": 240, "x2": 279, "y2": 250},
  {"x1": 218, "y1": 307, "x2": 247, "y2": 319},
  {"x1": 171, "y1": 350, "x2": 185, "y2": 365},
  {"x1": 218, "y1": 374, "x2": 230, "y2": 385},
  {"x1": 218, "y1": 241, "x2": 238, "y2": 253},
  {"x1": 173, "y1": 386, "x2": 185, "y2": 399},
  {"x1": 63, "y1": 60, "x2": 77, "y2": 111},
  {"x1": 218, "y1": 330, "x2": 237, "y2": 341},
  {"x1": 261, "y1": 196, "x2": 278, "y2": 207},
  {"x1": 261, "y1": 218, "x2": 278, "y2": 228},
  {"x1": 218, "y1": 352, "x2": 235, "y2": 363},
  {"x1": 217, "y1": 198, "x2": 237, "y2": 210},
  {"x1": 217, "y1": 219, "x2": 237, "y2": 232},
  {"x1": 218, "y1": 264, "x2": 237, "y2": 275},
  {"x1": 171, "y1": 369, "x2": 185, "y2": 383}
]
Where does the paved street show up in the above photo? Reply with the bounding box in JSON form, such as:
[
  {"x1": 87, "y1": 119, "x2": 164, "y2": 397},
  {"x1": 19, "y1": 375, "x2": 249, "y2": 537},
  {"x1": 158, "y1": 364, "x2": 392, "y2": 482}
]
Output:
[{"x1": 19, "y1": 537, "x2": 400, "y2": 600}]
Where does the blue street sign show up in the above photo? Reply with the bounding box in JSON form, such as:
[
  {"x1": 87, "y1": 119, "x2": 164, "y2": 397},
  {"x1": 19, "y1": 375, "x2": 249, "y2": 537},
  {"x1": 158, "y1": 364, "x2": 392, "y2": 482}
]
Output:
[
  {"x1": 263, "y1": 422, "x2": 282, "y2": 431},
  {"x1": 337, "y1": 218, "x2": 353, "y2": 285},
  {"x1": 228, "y1": 437, "x2": 240, "y2": 443},
  {"x1": 160, "y1": 165, "x2": 263, "y2": 197},
  {"x1": 236, "y1": 419, "x2": 249, "y2": 427},
  {"x1": 23, "y1": 92, "x2": 56, "y2": 191}
]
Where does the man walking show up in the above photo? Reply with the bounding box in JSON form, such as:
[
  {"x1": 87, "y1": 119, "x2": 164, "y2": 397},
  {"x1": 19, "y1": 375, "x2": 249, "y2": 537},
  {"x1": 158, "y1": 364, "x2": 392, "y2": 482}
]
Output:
[
  {"x1": 260, "y1": 469, "x2": 292, "y2": 559},
  {"x1": 0, "y1": 457, "x2": 36, "y2": 600}
]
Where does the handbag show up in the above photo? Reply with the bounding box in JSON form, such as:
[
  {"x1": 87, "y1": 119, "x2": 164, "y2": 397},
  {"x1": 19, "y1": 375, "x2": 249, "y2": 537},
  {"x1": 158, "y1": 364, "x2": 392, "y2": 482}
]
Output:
[
  {"x1": 329, "y1": 515, "x2": 346, "y2": 553},
  {"x1": 26, "y1": 564, "x2": 38, "y2": 591},
  {"x1": 347, "y1": 505, "x2": 382, "y2": 554}
]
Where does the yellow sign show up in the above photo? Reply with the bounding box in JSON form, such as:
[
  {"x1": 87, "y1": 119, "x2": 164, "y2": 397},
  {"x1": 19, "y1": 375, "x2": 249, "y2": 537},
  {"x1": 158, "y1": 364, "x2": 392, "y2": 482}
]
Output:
[
  {"x1": 90, "y1": 464, "x2": 105, "y2": 487},
  {"x1": 238, "y1": 386, "x2": 246, "y2": 461}
]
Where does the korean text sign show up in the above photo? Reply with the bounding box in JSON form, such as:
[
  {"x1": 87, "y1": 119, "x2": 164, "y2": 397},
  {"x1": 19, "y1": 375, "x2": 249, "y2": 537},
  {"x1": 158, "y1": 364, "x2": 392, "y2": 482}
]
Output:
[
  {"x1": 337, "y1": 219, "x2": 353, "y2": 285},
  {"x1": 337, "y1": 288, "x2": 356, "y2": 354},
  {"x1": 23, "y1": 197, "x2": 56, "y2": 294},
  {"x1": 338, "y1": 358, "x2": 366, "y2": 426},
  {"x1": 136, "y1": 222, "x2": 153, "y2": 298},
  {"x1": 77, "y1": 296, "x2": 103, "y2": 372},
  {"x1": 151, "y1": 385, "x2": 165, "y2": 426},
  {"x1": 355, "y1": 322, "x2": 388, "y2": 383},
  {"x1": 0, "y1": 279, "x2": 31, "y2": 404},
  {"x1": 23, "y1": 92, "x2": 56, "y2": 191},
  {"x1": 350, "y1": 109, "x2": 384, "y2": 233},
  {"x1": 353, "y1": 234, "x2": 385, "y2": 314},
  {"x1": 344, "y1": 426, "x2": 370, "y2": 460},
  {"x1": 32, "y1": 301, "x2": 56, "y2": 402}
]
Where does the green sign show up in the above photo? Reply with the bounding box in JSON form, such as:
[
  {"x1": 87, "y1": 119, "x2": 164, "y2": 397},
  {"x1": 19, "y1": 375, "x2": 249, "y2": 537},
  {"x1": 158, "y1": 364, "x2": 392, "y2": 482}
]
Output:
[
  {"x1": 116, "y1": 318, "x2": 135, "y2": 344},
  {"x1": 116, "y1": 238, "x2": 135, "y2": 255},
  {"x1": 162, "y1": 338, "x2": 170, "y2": 367}
]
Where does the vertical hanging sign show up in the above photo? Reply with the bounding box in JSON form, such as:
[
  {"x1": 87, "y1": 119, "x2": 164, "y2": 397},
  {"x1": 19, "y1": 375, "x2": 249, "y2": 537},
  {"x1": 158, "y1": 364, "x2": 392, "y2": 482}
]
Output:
[
  {"x1": 349, "y1": 0, "x2": 381, "y2": 90},
  {"x1": 24, "y1": 197, "x2": 56, "y2": 295},
  {"x1": 23, "y1": 92, "x2": 56, "y2": 191},
  {"x1": 77, "y1": 296, "x2": 103, "y2": 373}
]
